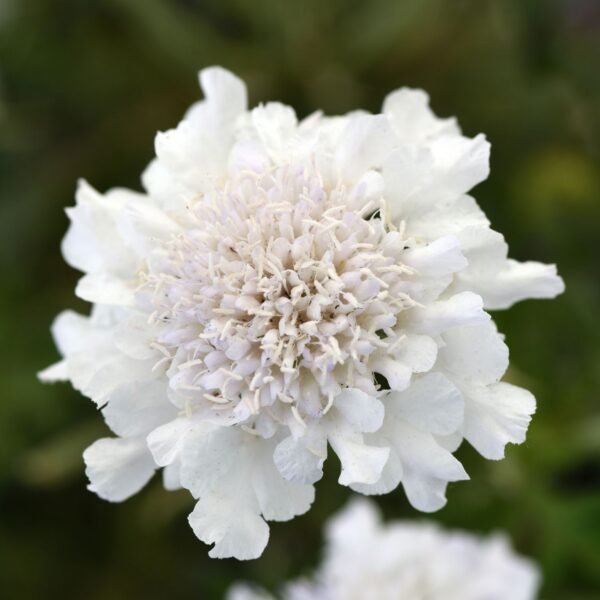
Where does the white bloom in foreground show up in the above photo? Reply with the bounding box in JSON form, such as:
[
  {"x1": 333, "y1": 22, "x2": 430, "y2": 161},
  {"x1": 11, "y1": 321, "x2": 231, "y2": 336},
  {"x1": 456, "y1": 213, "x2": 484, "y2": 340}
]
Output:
[
  {"x1": 228, "y1": 499, "x2": 540, "y2": 600},
  {"x1": 41, "y1": 67, "x2": 564, "y2": 559}
]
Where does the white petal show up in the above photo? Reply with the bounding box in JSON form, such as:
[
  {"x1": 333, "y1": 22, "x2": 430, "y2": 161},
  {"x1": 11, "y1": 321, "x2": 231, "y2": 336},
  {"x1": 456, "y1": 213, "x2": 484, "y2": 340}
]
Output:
[
  {"x1": 439, "y1": 322, "x2": 508, "y2": 385},
  {"x1": 102, "y1": 380, "x2": 176, "y2": 437},
  {"x1": 402, "y1": 236, "x2": 467, "y2": 278},
  {"x1": 48, "y1": 309, "x2": 98, "y2": 357},
  {"x1": 467, "y1": 259, "x2": 565, "y2": 310},
  {"x1": 153, "y1": 69, "x2": 247, "y2": 194},
  {"x1": 407, "y1": 292, "x2": 489, "y2": 336},
  {"x1": 383, "y1": 144, "x2": 434, "y2": 220},
  {"x1": 383, "y1": 134, "x2": 489, "y2": 220},
  {"x1": 455, "y1": 226, "x2": 507, "y2": 276},
  {"x1": 113, "y1": 313, "x2": 158, "y2": 360},
  {"x1": 393, "y1": 334, "x2": 438, "y2": 374},
  {"x1": 462, "y1": 382, "x2": 536, "y2": 460},
  {"x1": 389, "y1": 372, "x2": 464, "y2": 436},
  {"x1": 75, "y1": 273, "x2": 135, "y2": 306},
  {"x1": 393, "y1": 421, "x2": 468, "y2": 512},
  {"x1": 81, "y1": 355, "x2": 155, "y2": 407},
  {"x1": 383, "y1": 87, "x2": 460, "y2": 142},
  {"x1": 350, "y1": 448, "x2": 404, "y2": 496},
  {"x1": 188, "y1": 493, "x2": 269, "y2": 561},
  {"x1": 199, "y1": 66, "x2": 248, "y2": 122},
  {"x1": 370, "y1": 355, "x2": 412, "y2": 391},
  {"x1": 37, "y1": 360, "x2": 69, "y2": 382},
  {"x1": 435, "y1": 431, "x2": 464, "y2": 453},
  {"x1": 116, "y1": 198, "x2": 181, "y2": 257},
  {"x1": 329, "y1": 433, "x2": 390, "y2": 486},
  {"x1": 356, "y1": 416, "x2": 468, "y2": 509},
  {"x1": 179, "y1": 426, "x2": 238, "y2": 498},
  {"x1": 252, "y1": 442, "x2": 315, "y2": 521},
  {"x1": 335, "y1": 115, "x2": 396, "y2": 181},
  {"x1": 146, "y1": 416, "x2": 198, "y2": 467},
  {"x1": 228, "y1": 139, "x2": 270, "y2": 174},
  {"x1": 180, "y1": 429, "x2": 267, "y2": 559},
  {"x1": 348, "y1": 170, "x2": 385, "y2": 209},
  {"x1": 83, "y1": 436, "x2": 156, "y2": 502},
  {"x1": 273, "y1": 435, "x2": 326, "y2": 485},
  {"x1": 141, "y1": 158, "x2": 176, "y2": 208},
  {"x1": 162, "y1": 462, "x2": 182, "y2": 491},
  {"x1": 61, "y1": 180, "x2": 137, "y2": 277},
  {"x1": 251, "y1": 102, "x2": 298, "y2": 160},
  {"x1": 403, "y1": 471, "x2": 454, "y2": 512},
  {"x1": 334, "y1": 388, "x2": 385, "y2": 433},
  {"x1": 428, "y1": 134, "x2": 490, "y2": 199},
  {"x1": 405, "y1": 194, "x2": 489, "y2": 241}
]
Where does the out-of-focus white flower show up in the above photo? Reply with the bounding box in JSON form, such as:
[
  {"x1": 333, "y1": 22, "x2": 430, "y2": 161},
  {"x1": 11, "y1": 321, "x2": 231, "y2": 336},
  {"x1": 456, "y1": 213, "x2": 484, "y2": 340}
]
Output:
[
  {"x1": 228, "y1": 499, "x2": 540, "y2": 600},
  {"x1": 40, "y1": 67, "x2": 564, "y2": 559}
]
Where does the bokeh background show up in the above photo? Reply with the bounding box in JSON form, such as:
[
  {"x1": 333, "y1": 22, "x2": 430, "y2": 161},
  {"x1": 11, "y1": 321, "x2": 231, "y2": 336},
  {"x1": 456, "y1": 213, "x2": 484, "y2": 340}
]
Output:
[{"x1": 1, "y1": 0, "x2": 599, "y2": 598}]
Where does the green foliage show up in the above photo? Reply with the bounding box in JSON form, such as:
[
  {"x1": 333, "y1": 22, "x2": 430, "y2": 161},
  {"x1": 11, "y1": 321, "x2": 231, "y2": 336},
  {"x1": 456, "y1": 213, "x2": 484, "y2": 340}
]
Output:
[{"x1": 0, "y1": 0, "x2": 599, "y2": 597}]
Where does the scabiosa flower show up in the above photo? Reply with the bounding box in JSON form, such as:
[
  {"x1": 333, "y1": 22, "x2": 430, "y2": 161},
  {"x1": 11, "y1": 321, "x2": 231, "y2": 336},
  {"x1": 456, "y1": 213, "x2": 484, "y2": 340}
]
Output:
[
  {"x1": 228, "y1": 499, "x2": 540, "y2": 600},
  {"x1": 41, "y1": 67, "x2": 564, "y2": 559}
]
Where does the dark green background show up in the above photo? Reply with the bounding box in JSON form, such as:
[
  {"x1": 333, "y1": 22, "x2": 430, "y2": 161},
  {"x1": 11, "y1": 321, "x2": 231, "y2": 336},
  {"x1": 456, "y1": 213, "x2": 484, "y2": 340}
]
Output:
[{"x1": 1, "y1": 0, "x2": 599, "y2": 598}]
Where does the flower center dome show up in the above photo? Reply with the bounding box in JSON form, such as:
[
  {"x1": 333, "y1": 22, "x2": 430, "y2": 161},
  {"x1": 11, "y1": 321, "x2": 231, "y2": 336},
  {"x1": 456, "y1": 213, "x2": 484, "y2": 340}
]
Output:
[{"x1": 145, "y1": 164, "x2": 416, "y2": 429}]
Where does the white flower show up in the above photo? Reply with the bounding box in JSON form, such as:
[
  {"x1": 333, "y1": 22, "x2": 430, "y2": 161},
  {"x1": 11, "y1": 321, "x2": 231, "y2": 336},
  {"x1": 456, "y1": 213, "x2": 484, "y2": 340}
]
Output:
[
  {"x1": 40, "y1": 67, "x2": 564, "y2": 559},
  {"x1": 228, "y1": 499, "x2": 540, "y2": 600}
]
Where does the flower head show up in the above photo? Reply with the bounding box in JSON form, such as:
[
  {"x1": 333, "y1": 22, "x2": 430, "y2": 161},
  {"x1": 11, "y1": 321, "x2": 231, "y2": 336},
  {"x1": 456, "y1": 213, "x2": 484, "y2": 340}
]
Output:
[
  {"x1": 41, "y1": 67, "x2": 564, "y2": 559},
  {"x1": 228, "y1": 499, "x2": 540, "y2": 600}
]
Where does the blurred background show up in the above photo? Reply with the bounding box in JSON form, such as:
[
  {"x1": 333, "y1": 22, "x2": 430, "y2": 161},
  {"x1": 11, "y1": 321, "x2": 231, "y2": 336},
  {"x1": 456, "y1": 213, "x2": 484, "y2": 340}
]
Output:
[{"x1": 0, "y1": 0, "x2": 599, "y2": 598}]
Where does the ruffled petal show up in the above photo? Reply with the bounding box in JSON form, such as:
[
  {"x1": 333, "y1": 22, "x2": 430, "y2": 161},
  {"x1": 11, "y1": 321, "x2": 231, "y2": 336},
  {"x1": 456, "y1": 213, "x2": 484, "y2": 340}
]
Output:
[
  {"x1": 179, "y1": 425, "x2": 239, "y2": 497},
  {"x1": 75, "y1": 273, "x2": 135, "y2": 306},
  {"x1": 250, "y1": 102, "x2": 298, "y2": 160},
  {"x1": 83, "y1": 436, "x2": 156, "y2": 502},
  {"x1": 183, "y1": 429, "x2": 313, "y2": 559},
  {"x1": 146, "y1": 416, "x2": 198, "y2": 467},
  {"x1": 461, "y1": 382, "x2": 536, "y2": 460},
  {"x1": 393, "y1": 333, "x2": 439, "y2": 373},
  {"x1": 37, "y1": 360, "x2": 69, "y2": 382},
  {"x1": 188, "y1": 492, "x2": 269, "y2": 560},
  {"x1": 78, "y1": 354, "x2": 156, "y2": 407},
  {"x1": 329, "y1": 433, "x2": 390, "y2": 486},
  {"x1": 350, "y1": 448, "x2": 404, "y2": 496},
  {"x1": 439, "y1": 322, "x2": 508, "y2": 385},
  {"x1": 402, "y1": 235, "x2": 467, "y2": 278},
  {"x1": 428, "y1": 134, "x2": 490, "y2": 201},
  {"x1": 355, "y1": 413, "x2": 468, "y2": 509},
  {"x1": 404, "y1": 194, "x2": 489, "y2": 241},
  {"x1": 394, "y1": 421, "x2": 468, "y2": 512},
  {"x1": 384, "y1": 134, "x2": 489, "y2": 219},
  {"x1": 465, "y1": 258, "x2": 565, "y2": 310},
  {"x1": 116, "y1": 197, "x2": 181, "y2": 257},
  {"x1": 162, "y1": 462, "x2": 182, "y2": 491},
  {"x1": 154, "y1": 67, "x2": 247, "y2": 195},
  {"x1": 61, "y1": 180, "x2": 138, "y2": 278},
  {"x1": 102, "y1": 380, "x2": 176, "y2": 437},
  {"x1": 334, "y1": 388, "x2": 384, "y2": 433},
  {"x1": 370, "y1": 334, "x2": 438, "y2": 392},
  {"x1": 273, "y1": 434, "x2": 326, "y2": 485},
  {"x1": 383, "y1": 87, "x2": 460, "y2": 142},
  {"x1": 389, "y1": 372, "x2": 464, "y2": 436},
  {"x1": 48, "y1": 309, "x2": 106, "y2": 357},
  {"x1": 335, "y1": 115, "x2": 397, "y2": 181},
  {"x1": 252, "y1": 441, "x2": 315, "y2": 521},
  {"x1": 406, "y1": 292, "x2": 489, "y2": 336},
  {"x1": 199, "y1": 65, "x2": 248, "y2": 124}
]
